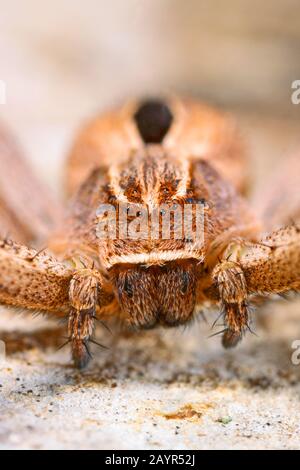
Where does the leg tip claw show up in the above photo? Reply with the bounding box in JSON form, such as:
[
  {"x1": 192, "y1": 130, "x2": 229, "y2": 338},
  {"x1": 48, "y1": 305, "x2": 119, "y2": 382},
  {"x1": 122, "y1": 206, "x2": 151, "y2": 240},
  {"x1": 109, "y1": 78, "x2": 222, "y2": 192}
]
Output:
[{"x1": 222, "y1": 329, "x2": 242, "y2": 349}]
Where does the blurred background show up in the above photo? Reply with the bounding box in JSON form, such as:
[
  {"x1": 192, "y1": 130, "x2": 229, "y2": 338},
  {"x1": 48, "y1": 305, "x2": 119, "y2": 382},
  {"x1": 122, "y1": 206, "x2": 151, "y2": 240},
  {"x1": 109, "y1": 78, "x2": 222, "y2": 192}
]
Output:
[{"x1": 1, "y1": 0, "x2": 300, "y2": 195}]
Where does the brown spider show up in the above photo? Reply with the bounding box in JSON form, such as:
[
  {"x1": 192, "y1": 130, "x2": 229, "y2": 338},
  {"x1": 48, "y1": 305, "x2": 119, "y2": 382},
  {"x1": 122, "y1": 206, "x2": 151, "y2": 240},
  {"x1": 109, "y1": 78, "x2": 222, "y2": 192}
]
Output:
[{"x1": 0, "y1": 97, "x2": 299, "y2": 368}]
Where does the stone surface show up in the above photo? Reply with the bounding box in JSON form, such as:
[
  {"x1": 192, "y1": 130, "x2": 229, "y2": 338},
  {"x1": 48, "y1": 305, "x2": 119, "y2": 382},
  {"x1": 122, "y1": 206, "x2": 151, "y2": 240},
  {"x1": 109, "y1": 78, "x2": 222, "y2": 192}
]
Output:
[{"x1": 1, "y1": 298, "x2": 300, "y2": 450}]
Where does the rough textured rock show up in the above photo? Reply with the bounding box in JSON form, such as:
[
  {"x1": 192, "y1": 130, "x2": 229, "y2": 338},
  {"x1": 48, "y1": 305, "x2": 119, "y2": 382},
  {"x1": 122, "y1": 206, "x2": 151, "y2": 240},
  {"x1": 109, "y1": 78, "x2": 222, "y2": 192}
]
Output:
[{"x1": 1, "y1": 298, "x2": 300, "y2": 450}]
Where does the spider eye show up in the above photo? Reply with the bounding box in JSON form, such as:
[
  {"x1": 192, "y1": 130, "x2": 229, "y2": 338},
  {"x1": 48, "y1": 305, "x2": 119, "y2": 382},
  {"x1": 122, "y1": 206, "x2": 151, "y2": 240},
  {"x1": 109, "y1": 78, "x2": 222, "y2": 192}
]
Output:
[
  {"x1": 181, "y1": 272, "x2": 190, "y2": 295},
  {"x1": 199, "y1": 198, "x2": 208, "y2": 206},
  {"x1": 124, "y1": 277, "x2": 133, "y2": 298},
  {"x1": 186, "y1": 197, "x2": 207, "y2": 205}
]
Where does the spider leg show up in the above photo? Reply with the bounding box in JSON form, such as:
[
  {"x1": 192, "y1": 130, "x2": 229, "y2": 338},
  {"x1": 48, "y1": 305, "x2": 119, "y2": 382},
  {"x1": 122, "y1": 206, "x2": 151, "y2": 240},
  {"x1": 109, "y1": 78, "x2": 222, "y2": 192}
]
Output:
[
  {"x1": 240, "y1": 225, "x2": 300, "y2": 294},
  {"x1": 211, "y1": 225, "x2": 300, "y2": 348},
  {"x1": 67, "y1": 269, "x2": 110, "y2": 368},
  {"x1": 0, "y1": 238, "x2": 72, "y2": 311},
  {"x1": 0, "y1": 239, "x2": 113, "y2": 368},
  {"x1": 212, "y1": 260, "x2": 249, "y2": 348},
  {"x1": 0, "y1": 124, "x2": 62, "y2": 244}
]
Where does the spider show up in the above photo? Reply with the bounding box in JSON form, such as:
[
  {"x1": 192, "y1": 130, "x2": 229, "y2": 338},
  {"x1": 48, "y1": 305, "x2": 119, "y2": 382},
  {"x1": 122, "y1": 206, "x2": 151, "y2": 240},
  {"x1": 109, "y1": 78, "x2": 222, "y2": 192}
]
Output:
[{"x1": 0, "y1": 97, "x2": 299, "y2": 368}]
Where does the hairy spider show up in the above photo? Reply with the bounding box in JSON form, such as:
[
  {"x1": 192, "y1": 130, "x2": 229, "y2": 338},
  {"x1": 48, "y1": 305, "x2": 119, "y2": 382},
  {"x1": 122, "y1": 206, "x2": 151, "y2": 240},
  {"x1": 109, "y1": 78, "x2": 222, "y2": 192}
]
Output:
[{"x1": 0, "y1": 97, "x2": 299, "y2": 367}]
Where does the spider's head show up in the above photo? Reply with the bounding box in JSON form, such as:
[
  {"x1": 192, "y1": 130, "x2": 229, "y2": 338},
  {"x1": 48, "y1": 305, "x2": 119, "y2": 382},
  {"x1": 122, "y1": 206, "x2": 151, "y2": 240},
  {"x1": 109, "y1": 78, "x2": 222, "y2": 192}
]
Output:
[
  {"x1": 93, "y1": 98, "x2": 254, "y2": 327},
  {"x1": 98, "y1": 140, "x2": 207, "y2": 328}
]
